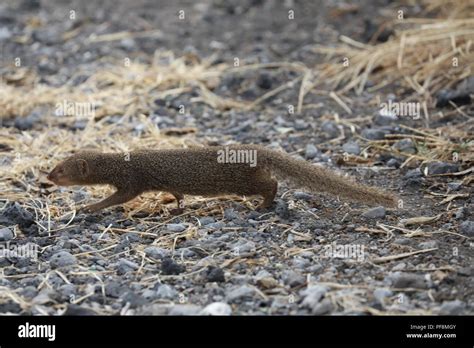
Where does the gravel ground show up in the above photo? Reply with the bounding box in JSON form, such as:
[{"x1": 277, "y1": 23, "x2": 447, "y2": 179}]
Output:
[{"x1": 0, "y1": 0, "x2": 472, "y2": 316}]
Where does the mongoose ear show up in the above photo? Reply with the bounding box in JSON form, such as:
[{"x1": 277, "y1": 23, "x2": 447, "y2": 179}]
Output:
[{"x1": 77, "y1": 159, "x2": 89, "y2": 178}]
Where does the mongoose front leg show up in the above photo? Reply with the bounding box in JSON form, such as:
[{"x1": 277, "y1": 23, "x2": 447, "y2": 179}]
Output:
[
  {"x1": 80, "y1": 189, "x2": 140, "y2": 213},
  {"x1": 257, "y1": 179, "x2": 278, "y2": 209},
  {"x1": 169, "y1": 192, "x2": 184, "y2": 215}
]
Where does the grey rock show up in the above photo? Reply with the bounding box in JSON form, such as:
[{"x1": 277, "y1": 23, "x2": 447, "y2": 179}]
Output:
[
  {"x1": 120, "y1": 258, "x2": 139, "y2": 270},
  {"x1": 374, "y1": 113, "x2": 397, "y2": 125},
  {"x1": 342, "y1": 141, "x2": 360, "y2": 155},
  {"x1": 38, "y1": 60, "x2": 58, "y2": 75},
  {"x1": 230, "y1": 239, "x2": 256, "y2": 254},
  {"x1": 426, "y1": 162, "x2": 459, "y2": 175},
  {"x1": 205, "y1": 266, "x2": 225, "y2": 283},
  {"x1": 224, "y1": 208, "x2": 239, "y2": 220},
  {"x1": 123, "y1": 232, "x2": 140, "y2": 243},
  {"x1": 255, "y1": 270, "x2": 272, "y2": 279},
  {"x1": 226, "y1": 285, "x2": 256, "y2": 302},
  {"x1": 308, "y1": 264, "x2": 323, "y2": 273},
  {"x1": 199, "y1": 302, "x2": 232, "y2": 315},
  {"x1": 457, "y1": 267, "x2": 472, "y2": 276},
  {"x1": 119, "y1": 38, "x2": 136, "y2": 51},
  {"x1": 362, "y1": 206, "x2": 386, "y2": 219},
  {"x1": 161, "y1": 257, "x2": 185, "y2": 275},
  {"x1": 270, "y1": 295, "x2": 291, "y2": 309},
  {"x1": 0, "y1": 27, "x2": 12, "y2": 41},
  {"x1": 321, "y1": 121, "x2": 339, "y2": 138},
  {"x1": 300, "y1": 285, "x2": 328, "y2": 309},
  {"x1": 305, "y1": 144, "x2": 319, "y2": 159},
  {"x1": 291, "y1": 257, "x2": 310, "y2": 269},
  {"x1": 144, "y1": 246, "x2": 170, "y2": 259},
  {"x1": 404, "y1": 168, "x2": 422, "y2": 179},
  {"x1": 436, "y1": 77, "x2": 473, "y2": 107},
  {"x1": 59, "y1": 284, "x2": 76, "y2": 298},
  {"x1": 275, "y1": 199, "x2": 290, "y2": 219},
  {"x1": 387, "y1": 158, "x2": 401, "y2": 168},
  {"x1": 64, "y1": 303, "x2": 100, "y2": 315},
  {"x1": 439, "y1": 300, "x2": 465, "y2": 315},
  {"x1": 294, "y1": 119, "x2": 309, "y2": 130},
  {"x1": 49, "y1": 251, "x2": 76, "y2": 268},
  {"x1": 418, "y1": 241, "x2": 438, "y2": 249},
  {"x1": 124, "y1": 292, "x2": 147, "y2": 308},
  {"x1": 169, "y1": 304, "x2": 202, "y2": 315},
  {"x1": 392, "y1": 262, "x2": 406, "y2": 271},
  {"x1": 176, "y1": 247, "x2": 196, "y2": 258},
  {"x1": 392, "y1": 138, "x2": 416, "y2": 154},
  {"x1": 293, "y1": 191, "x2": 313, "y2": 201},
  {"x1": 105, "y1": 282, "x2": 127, "y2": 298},
  {"x1": 459, "y1": 221, "x2": 474, "y2": 237},
  {"x1": 361, "y1": 128, "x2": 388, "y2": 140},
  {"x1": 390, "y1": 272, "x2": 427, "y2": 289},
  {"x1": 156, "y1": 284, "x2": 178, "y2": 299},
  {"x1": 207, "y1": 221, "x2": 226, "y2": 229},
  {"x1": 0, "y1": 227, "x2": 13, "y2": 241},
  {"x1": 166, "y1": 223, "x2": 187, "y2": 232},
  {"x1": 403, "y1": 178, "x2": 423, "y2": 189},
  {"x1": 282, "y1": 270, "x2": 305, "y2": 287},
  {"x1": 447, "y1": 182, "x2": 462, "y2": 191},
  {"x1": 142, "y1": 289, "x2": 158, "y2": 300},
  {"x1": 454, "y1": 207, "x2": 467, "y2": 220},
  {"x1": 0, "y1": 202, "x2": 37, "y2": 235},
  {"x1": 199, "y1": 217, "x2": 215, "y2": 226},
  {"x1": 33, "y1": 27, "x2": 63, "y2": 45},
  {"x1": 138, "y1": 304, "x2": 170, "y2": 315},
  {"x1": 311, "y1": 298, "x2": 334, "y2": 315},
  {"x1": 373, "y1": 288, "x2": 392, "y2": 305},
  {"x1": 20, "y1": 286, "x2": 38, "y2": 299},
  {"x1": 256, "y1": 72, "x2": 273, "y2": 89},
  {"x1": 32, "y1": 289, "x2": 56, "y2": 305}
]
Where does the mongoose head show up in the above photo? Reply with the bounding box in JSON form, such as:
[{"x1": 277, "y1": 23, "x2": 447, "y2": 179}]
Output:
[{"x1": 47, "y1": 154, "x2": 91, "y2": 186}]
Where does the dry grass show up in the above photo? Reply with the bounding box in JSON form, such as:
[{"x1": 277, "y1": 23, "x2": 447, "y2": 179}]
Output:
[
  {"x1": 0, "y1": 51, "x2": 234, "y2": 119},
  {"x1": 310, "y1": 4, "x2": 474, "y2": 103},
  {"x1": 363, "y1": 124, "x2": 474, "y2": 168}
]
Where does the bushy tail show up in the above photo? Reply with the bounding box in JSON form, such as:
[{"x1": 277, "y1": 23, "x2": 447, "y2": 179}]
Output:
[{"x1": 260, "y1": 148, "x2": 397, "y2": 207}]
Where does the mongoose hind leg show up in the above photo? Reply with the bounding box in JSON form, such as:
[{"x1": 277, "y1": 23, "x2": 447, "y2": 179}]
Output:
[
  {"x1": 257, "y1": 178, "x2": 278, "y2": 209},
  {"x1": 169, "y1": 192, "x2": 184, "y2": 215}
]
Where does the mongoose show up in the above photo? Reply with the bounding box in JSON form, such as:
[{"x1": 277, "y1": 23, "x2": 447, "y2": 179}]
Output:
[{"x1": 47, "y1": 145, "x2": 396, "y2": 213}]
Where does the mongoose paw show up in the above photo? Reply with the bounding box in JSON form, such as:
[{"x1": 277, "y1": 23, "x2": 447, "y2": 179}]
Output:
[
  {"x1": 169, "y1": 207, "x2": 184, "y2": 216},
  {"x1": 256, "y1": 201, "x2": 276, "y2": 211}
]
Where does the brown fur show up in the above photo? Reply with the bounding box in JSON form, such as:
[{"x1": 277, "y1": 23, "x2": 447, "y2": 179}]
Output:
[{"x1": 47, "y1": 145, "x2": 397, "y2": 213}]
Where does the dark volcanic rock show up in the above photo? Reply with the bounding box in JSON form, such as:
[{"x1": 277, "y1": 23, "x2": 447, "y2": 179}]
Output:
[
  {"x1": 0, "y1": 202, "x2": 37, "y2": 235},
  {"x1": 161, "y1": 257, "x2": 185, "y2": 275},
  {"x1": 426, "y1": 162, "x2": 459, "y2": 175}
]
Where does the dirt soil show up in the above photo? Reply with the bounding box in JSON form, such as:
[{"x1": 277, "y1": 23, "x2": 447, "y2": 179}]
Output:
[{"x1": 0, "y1": 0, "x2": 472, "y2": 315}]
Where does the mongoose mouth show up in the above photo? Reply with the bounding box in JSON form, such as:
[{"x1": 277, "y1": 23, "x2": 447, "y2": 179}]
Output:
[
  {"x1": 46, "y1": 172, "x2": 58, "y2": 184},
  {"x1": 46, "y1": 171, "x2": 73, "y2": 185},
  {"x1": 47, "y1": 175, "x2": 75, "y2": 186}
]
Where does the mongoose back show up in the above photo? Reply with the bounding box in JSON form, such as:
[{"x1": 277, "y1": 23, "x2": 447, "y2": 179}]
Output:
[{"x1": 47, "y1": 144, "x2": 397, "y2": 213}]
